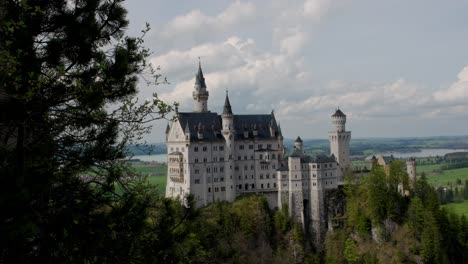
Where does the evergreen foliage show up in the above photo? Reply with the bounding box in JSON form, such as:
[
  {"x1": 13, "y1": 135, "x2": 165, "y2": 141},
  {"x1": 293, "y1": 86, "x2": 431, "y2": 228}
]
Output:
[{"x1": 329, "y1": 161, "x2": 468, "y2": 263}]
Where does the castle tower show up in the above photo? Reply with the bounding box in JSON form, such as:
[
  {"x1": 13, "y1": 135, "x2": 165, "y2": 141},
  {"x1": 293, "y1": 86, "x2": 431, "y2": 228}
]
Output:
[
  {"x1": 294, "y1": 136, "x2": 303, "y2": 152},
  {"x1": 192, "y1": 61, "x2": 209, "y2": 112},
  {"x1": 406, "y1": 157, "x2": 417, "y2": 185},
  {"x1": 221, "y1": 92, "x2": 236, "y2": 201},
  {"x1": 287, "y1": 154, "x2": 304, "y2": 228},
  {"x1": 328, "y1": 109, "x2": 351, "y2": 182}
]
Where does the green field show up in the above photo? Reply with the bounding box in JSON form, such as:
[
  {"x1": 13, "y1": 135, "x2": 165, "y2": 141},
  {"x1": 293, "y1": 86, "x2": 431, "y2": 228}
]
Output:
[
  {"x1": 416, "y1": 163, "x2": 447, "y2": 174},
  {"x1": 442, "y1": 200, "x2": 468, "y2": 217},
  {"x1": 131, "y1": 163, "x2": 167, "y2": 176},
  {"x1": 425, "y1": 167, "x2": 468, "y2": 187},
  {"x1": 146, "y1": 176, "x2": 167, "y2": 194}
]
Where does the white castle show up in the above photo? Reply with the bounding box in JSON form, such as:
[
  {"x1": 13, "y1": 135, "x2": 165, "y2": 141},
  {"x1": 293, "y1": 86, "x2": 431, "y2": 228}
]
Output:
[{"x1": 165, "y1": 63, "x2": 351, "y2": 244}]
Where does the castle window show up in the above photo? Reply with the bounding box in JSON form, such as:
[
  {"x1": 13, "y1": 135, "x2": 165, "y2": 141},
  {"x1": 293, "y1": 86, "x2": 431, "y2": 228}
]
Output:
[
  {"x1": 239, "y1": 184, "x2": 242, "y2": 189},
  {"x1": 219, "y1": 146, "x2": 224, "y2": 151},
  {"x1": 208, "y1": 187, "x2": 211, "y2": 192},
  {"x1": 244, "y1": 156, "x2": 247, "y2": 160},
  {"x1": 195, "y1": 158, "x2": 199, "y2": 163},
  {"x1": 203, "y1": 146, "x2": 207, "y2": 151},
  {"x1": 221, "y1": 187, "x2": 226, "y2": 191},
  {"x1": 267, "y1": 144, "x2": 271, "y2": 149},
  {"x1": 266, "y1": 174, "x2": 270, "y2": 179},
  {"x1": 203, "y1": 158, "x2": 207, "y2": 162},
  {"x1": 272, "y1": 154, "x2": 276, "y2": 159},
  {"x1": 251, "y1": 184, "x2": 255, "y2": 189},
  {"x1": 250, "y1": 155, "x2": 254, "y2": 159},
  {"x1": 251, "y1": 165, "x2": 254, "y2": 170},
  {"x1": 245, "y1": 175, "x2": 247, "y2": 179},
  {"x1": 171, "y1": 147, "x2": 174, "y2": 152},
  {"x1": 313, "y1": 183, "x2": 316, "y2": 186},
  {"x1": 220, "y1": 177, "x2": 224, "y2": 182},
  {"x1": 215, "y1": 187, "x2": 218, "y2": 192},
  {"x1": 313, "y1": 174, "x2": 316, "y2": 178},
  {"x1": 220, "y1": 167, "x2": 224, "y2": 172},
  {"x1": 245, "y1": 184, "x2": 248, "y2": 190},
  {"x1": 235, "y1": 166, "x2": 239, "y2": 171},
  {"x1": 251, "y1": 175, "x2": 254, "y2": 179},
  {"x1": 324, "y1": 164, "x2": 327, "y2": 168},
  {"x1": 195, "y1": 179, "x2": 200, "y2": 184},
  {"x1": 273, "y1": 174, "x2": 276, "y2": 178},
  {"x1": 244, "y1": 165, "x2": 248, "y2": 170},
  {"x1": 267, "y1": 183, "x2": 270, "y2": 188},
  {"x1": 317, "y1": 165, "x2": 320, "y2": 169},
  {"x1": 239, "y1": 145, "x2": 244, "y2": 150},
  {"x1": 258, "y1": 144, "x2": 263, "y2": 149},
  {"x1": 325, "y1": 173, "x2": 327, "y2": 176},
  {"x1": 274, "y1": 183, "x2": 276, "y2": 188},
  {"x1": 261, "y1": 184, "x2": 264, "y2": 189},
  {"x1": 213, "y1": 167, "x2": 218, "y2": 173},
  {"x1": 260, "y1": 174, "x2": 264, "y2": 179},
  {"x1": 213, "y1": 146, "x2": 217, "y2": 151},
  {"x1": 238, "y1": 156, "x2": 241, "y2": 160},
  {"x1": 238, "y1": 175, "x2": 241, "y2": 180},
  {"x1": 249, "y1": 145, "x2": 254, "y2": 149},
  {"x1": 194, "y1": 147, "x2": 198, "y2": 152},
  {"x1": 330, "y1": 172, "x2": 332, "y2": 176},
  {"x1": 195, "y1": 169, "x2": 199, "y2": 174},
  {"x1": 214, "y1": 177, "x2": 218, "y2": 182},
  {"x1": 207, "y1": 167, "x2": 211, "y2": 173},
  {"x1": 220, "y1": 157, "x2": 224, "y2": 162},
  {"x1": 259, "y1": 154, "x2": 263, "y2": 159},
  {"x1": 313, "y1": 165, "x2": 316, "y2": 168}
]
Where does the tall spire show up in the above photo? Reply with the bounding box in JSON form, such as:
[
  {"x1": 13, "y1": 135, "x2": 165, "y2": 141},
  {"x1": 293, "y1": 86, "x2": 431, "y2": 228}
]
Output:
[
  {"x1": 193, "y1": 59, "x2": 209, "y2": 112},
  {"x1": 222, "y1": 91, "x2": 233, "y2": 116},
  {"x1": 195, "y1": 58, "x2": 206, "y2": 89}
]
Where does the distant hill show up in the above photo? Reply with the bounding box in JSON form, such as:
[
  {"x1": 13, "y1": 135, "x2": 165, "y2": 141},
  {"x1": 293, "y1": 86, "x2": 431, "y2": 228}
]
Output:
[
  {"x1": 127, "y1": 135, "x2": 468, "y2": 157},
  {"x1": 283, "y1": 135, "x2": 468, "y2": 157},
  {"x1": 126, "y1": 143, "x2": 166, "y2": 155}
]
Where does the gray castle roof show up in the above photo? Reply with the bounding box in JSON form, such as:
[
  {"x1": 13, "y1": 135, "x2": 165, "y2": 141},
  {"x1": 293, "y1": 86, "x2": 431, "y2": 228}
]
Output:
[
  {"x1": 381, "y1": 155, "x2": 395, "y2": 164},
  {"x1": 222, "y1": 94, "x2": 233, "y2": 116},
  {"x1": 295, "y1": 136, "x2": 303, "y2": 143},
  {"x1": 195, "y1": 62, "x2": 207, "y2": 88},
  {"x1": 332, "y1": 109, "x2": 345, "y2": 117},
  {"x1": 177, "y1": 112, "x2": 280, "y2": 141},
  {"x1": 287, "y1": 148, "x2": 336, "y2": 163}
]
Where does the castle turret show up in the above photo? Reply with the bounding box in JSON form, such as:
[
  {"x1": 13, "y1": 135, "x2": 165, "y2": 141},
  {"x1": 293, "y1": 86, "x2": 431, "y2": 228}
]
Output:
[
  {"x1": 406, "y1": 157, "x2": 417, "y2": 185},
  {"x1": 192, "y1": 61, "x2": 209, "y2": 112},
  {"x1": 294, "y1": 136, "x2": 303, "y2": 152},
  {"x1": 328, "y1": 109, "x2": 351, "y2": 183},
  {"x1": 221, "y1": 92, "x2": 236, "y2": 201}
]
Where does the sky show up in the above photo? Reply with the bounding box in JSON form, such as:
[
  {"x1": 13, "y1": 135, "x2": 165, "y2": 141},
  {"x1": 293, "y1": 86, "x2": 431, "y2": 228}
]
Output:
[{"x1": 123, "y1": 0, "x2": 468, "y2": 143}]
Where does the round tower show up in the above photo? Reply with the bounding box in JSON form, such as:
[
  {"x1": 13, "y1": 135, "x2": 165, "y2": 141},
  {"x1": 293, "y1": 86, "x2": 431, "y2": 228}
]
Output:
[
  {"x1": 192, "y1": 61, "x2": 209, "y2": 112},
  {"x1": 406, "y1": 157, "x2": 417, "y2": 184},
  {"x1": 221, "y1": 92, "x2": 236, "y2": 201},
  {"x1": 332, "y1": 109, "x2": 346, "y2": 132},
  {"x1": 328, "y1": 109, "x2": 351, "y2": 182},
  {"x1": 294, "y1": 136, "x2": 303, "y2": 152}
]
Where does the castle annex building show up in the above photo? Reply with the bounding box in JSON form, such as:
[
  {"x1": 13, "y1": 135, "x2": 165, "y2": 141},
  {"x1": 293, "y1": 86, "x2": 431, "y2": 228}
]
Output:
[{"x1": 165, "y1": 63, "x2": 351, "y2": 244}]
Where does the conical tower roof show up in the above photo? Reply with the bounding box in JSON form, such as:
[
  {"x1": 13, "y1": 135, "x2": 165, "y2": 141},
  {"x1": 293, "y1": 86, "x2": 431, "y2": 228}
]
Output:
[
  {"x1": 195, "y1": 61, "x2": 206, "y2": 88},
  {"x1": 222, "y1": 92, "x2": 233, "y2": 116}
]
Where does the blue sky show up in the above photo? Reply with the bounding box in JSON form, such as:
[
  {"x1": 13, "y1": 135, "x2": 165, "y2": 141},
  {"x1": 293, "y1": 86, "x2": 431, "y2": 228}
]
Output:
[{"x1": 123, "y1": 0, "x2": 468, "y2": 142}]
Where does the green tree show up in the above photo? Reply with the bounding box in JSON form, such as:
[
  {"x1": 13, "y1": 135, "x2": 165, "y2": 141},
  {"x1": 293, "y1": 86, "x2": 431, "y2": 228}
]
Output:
[{"x1": 0, "y1": 1, "x2": 179, "y2": 262}]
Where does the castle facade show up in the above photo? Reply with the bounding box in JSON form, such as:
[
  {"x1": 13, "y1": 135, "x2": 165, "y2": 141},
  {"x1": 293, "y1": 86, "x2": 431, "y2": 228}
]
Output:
[{"x1": 165, "y1": 63, "x2": 351, "y2": 244}]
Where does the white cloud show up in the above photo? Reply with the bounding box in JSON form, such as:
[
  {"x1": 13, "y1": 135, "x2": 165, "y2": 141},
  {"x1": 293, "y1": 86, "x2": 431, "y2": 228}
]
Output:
[{"x1": 433, "y1": 66, "x2": 468, "y2": 103}]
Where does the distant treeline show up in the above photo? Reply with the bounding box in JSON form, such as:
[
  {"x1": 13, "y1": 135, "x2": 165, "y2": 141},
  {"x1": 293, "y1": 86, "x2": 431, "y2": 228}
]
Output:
[
  {"x1": 127, "y1": 136, "x2": 468, "y2": 156},
  {"x1": 287, "y1": 135, "x2": 468, "y2": 157},
  {"x1": 126, "y1": 144, "x2": 167, "y2": 155}
]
